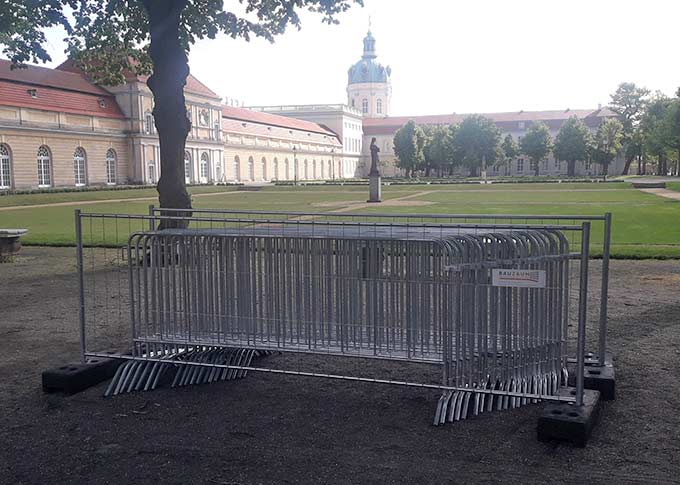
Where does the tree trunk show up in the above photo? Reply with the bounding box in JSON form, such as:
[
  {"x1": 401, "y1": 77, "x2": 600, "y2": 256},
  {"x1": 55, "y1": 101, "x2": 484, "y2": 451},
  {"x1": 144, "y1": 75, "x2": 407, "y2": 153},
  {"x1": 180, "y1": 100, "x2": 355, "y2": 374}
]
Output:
[
  {"x1": 534, "y1": 160, "x2": 540, "y2": 177},
  {"x1": 622, "y1": 154, "x2": 635, "y2": 175},
  {"x1": 142, "y1": 0, "x2": 192, "y2": 228},
  {"x1": 567, "y1": 160, "x2": 575, "y2": 177}
]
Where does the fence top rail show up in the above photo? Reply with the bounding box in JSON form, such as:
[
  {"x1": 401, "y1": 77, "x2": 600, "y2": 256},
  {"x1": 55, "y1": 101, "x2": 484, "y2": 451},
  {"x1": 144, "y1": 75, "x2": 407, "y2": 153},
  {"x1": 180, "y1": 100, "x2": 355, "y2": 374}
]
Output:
[
  {"x1": 78, "y1": 212, "x2": 585, "y2": 232},
  {"x1": 149, "y1": 206, "x2": 610, "y2": 222},
  {"x1": 128, "y1": 225, "x2": 571, "y2": 242}
]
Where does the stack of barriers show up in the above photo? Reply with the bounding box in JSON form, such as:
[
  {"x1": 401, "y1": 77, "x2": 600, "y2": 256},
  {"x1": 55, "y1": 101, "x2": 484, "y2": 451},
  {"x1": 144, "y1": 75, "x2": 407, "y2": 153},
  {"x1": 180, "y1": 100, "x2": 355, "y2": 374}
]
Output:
[{"x1": 89, "y1": 212, "x2": 589, "y2": 423}]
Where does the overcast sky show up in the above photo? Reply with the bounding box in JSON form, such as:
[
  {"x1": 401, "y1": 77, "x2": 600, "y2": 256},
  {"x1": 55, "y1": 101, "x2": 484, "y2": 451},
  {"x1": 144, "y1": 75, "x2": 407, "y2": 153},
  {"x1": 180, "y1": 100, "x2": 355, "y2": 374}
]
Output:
[{"x1": 40, "y1": 0, "x2": 680, "y2": 116}]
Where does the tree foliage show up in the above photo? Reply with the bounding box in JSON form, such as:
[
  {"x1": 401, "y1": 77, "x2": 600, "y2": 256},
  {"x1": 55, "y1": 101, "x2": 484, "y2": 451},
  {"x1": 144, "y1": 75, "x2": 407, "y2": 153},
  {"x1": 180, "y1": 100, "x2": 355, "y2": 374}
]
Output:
[
  {"x1": 520, "y1": 122, "x2": 553, "y2": 176},
  {"x1": 422, "y1": 124, "x2": 457, "y2": 176},
  {"x1": 494, "y1": 134, "x2": 518, "y2": 175},
  {"x1": 393, "y1": 120, "x2": 426, "y2": 177},
  {"x1": 608, "y1": 82, "x2": 650, "y2": 174},
  {"x1": 553, "y1": 116, "x2": 592, "y2": 177},
  {"x1": 640, "y1": 93, "x2": 672, "y2": 175},
  {"x1": 593, "y1": 118, "x2": 624, "y2": 176},
  {"x1": 452, "y1": 115, "x2": 501, "y2": 176}
]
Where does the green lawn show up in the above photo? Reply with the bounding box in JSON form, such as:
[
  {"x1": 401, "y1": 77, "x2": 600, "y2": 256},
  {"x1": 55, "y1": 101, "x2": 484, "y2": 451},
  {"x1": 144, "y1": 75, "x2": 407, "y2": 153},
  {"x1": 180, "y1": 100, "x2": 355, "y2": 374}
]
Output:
[
  {"x1": 1, "y1": 182, "x2": 679, "y2": 258},
  {"x1": 667, "y1": 182, "x2": 680, "y2": 193}
]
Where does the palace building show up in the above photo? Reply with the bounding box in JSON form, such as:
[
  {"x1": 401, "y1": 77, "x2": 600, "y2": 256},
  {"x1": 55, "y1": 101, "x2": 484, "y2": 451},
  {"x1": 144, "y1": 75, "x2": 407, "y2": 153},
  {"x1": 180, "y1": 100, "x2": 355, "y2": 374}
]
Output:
[{"x1": 0, "y1": 29, "x2": 622, "y2": 191}]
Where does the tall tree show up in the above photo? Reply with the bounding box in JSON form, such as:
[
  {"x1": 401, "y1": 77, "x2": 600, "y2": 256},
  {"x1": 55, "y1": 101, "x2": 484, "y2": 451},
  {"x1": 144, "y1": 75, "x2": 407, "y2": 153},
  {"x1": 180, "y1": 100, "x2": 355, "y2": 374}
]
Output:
[
  {"x1": 393, "y1": 120, "x2": 426, "y2": 178},
  {"x1": 423, "y1": 124, "x2": 457, "y2": 176},
  {"x1": 593, "y1": 119, "x2": 624, "y2": 177},
  {"x1": 660, "y1": 98, "x2": 680, "y2": 176},
  {"x1": 609, "y1": 82, "x2": 650, "y2": 174},
  {"x1": 497, "y1": 134, "x2": 519, "y2": 176},
  {"x1": 641, "y1": 94, "x2": 672, "y2": 176},
  {"x1": 553, "y1": 116, "x2": 592, "y2": 177},
  {"x1": 452, "y1": 115, "x2": 501, "y2": 177},
  {"x1": 1, "y1": 0, "x2": 361, "y2": 220},
  {"x1": 520, "y1": 122, "x2": 553, "y2": 176}
]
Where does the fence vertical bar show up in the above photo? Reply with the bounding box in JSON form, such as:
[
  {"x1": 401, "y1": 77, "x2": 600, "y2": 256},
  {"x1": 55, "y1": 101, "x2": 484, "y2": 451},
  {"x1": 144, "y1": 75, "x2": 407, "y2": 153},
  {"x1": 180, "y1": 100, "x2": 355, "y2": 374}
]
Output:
[
  {"x1": 148, "y1": 204, "x2": 155, "y2": 231},
  {"x1": 575, "y1": 221, "x2": 591, "y2": 407},
  {"x1": 75, "y1": 209, "x2": 86, "y2": 364},
  {"x1": 598, "y1": 212, "x2": 612, "y2": 365}
]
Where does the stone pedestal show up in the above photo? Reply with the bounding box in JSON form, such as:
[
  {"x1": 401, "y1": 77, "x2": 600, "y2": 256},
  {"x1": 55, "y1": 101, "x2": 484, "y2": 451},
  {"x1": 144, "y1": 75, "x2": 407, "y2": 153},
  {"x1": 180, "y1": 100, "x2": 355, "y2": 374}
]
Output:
[
  {"x1": 0, "y1": 229, "x2": 28, "y2": 262},
  {"x1": 367, "y1": 175, "x2": 382, "y2": 203}
]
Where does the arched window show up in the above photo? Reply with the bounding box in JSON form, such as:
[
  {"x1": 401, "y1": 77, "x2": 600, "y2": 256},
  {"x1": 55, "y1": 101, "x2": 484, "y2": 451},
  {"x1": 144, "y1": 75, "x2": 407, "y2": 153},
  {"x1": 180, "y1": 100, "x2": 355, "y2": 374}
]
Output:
[
  {"x1": 144, "y1": 110, "x2": 154, "y2": 134},
  {"x1": 328, "y1": 160, "x2": 333, "y2": 179},
  {"x1": 234, "y1": 156, "x2": 241, "y2": 181},
  {"x1": 320, "y1": 160, "x2": 325, "y2": 179},
  {"x1": 284, "y1": 158, "x2": 290, "y2": 180},
  {"x1": 37, "y1": 146, "x2": 52, "y2": 187},
  {"x1": 148, "y1": 160, "x2": 156, "y2": 184},
  {"x1": 200, "y1": 152, "x2": 210, "y2": 181},
  {"x1": 106, "y1": 149, "x2": 117, "y2": 185},
  {"x1": 304, "y1": 159, "x2": 308, "y2": 179},
  {"x1": 351, "y1": 99, "x2": 355, "y2": 108},
  {"x1": 273, "y1": 157, "x2": 279, "y2": 180},
  {"x1": 213, "y1": 121, "x2": 221, "y2": 141},
  {"x1": 312, "y1": 160, "x2": 317, "y2": 179},
  {"x1": 362, "y1": 98, "x2": 368, "y2": 114},
  {"x1": 261, "y1": 157, "x2": 267, "y2": 180},
  {"x1": 338, "y1": 160, "x2": 342, "y2": 179},
  {"x1": 248, "y1": 156, "x2": 255, "y2": 180},
  {"x1": 377, "y1": 99, "x2": 383, "y2": 114},
  {"x1": 184, "y1": 151, "x2": 192, "y2": 183},
  {"x1": 0, "y1": 144, "x2": 12, "y2": 189},
  {"x1": 73, "y1": 147, "x2": 87, "y2": 186}
]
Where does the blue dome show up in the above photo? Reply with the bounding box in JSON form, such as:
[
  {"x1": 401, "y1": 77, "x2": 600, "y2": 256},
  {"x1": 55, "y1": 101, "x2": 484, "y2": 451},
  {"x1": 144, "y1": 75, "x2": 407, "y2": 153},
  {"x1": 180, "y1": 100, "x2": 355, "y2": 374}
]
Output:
[{"x1": 347, "y1": 31, "x2": 391, "y2": 85}]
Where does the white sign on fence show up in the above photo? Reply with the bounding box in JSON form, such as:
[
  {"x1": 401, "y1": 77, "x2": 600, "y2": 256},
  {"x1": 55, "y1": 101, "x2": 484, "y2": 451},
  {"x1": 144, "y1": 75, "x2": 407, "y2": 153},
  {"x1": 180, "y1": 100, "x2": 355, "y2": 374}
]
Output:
[{"x1": 491, "y1": 269, "x2": 546, "y2": 288}]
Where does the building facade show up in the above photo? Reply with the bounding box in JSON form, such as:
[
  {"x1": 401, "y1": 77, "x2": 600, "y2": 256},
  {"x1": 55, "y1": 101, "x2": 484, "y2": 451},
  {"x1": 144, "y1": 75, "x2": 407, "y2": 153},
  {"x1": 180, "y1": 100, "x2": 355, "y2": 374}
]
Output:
[
  {"x1": 0, "y1": 29, "x2": 626, "y2": 191},
  {"x1": 0, "y1": 60, "x2": 341, "y2": 191}
]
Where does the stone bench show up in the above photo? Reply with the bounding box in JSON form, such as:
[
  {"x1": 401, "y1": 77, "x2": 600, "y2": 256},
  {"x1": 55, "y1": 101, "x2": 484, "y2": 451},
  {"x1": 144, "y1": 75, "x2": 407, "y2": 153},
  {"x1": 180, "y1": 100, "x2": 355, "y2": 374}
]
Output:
[
  {"x1": 0, "y1": 229, "x2": 28, "y2": 262},
  {"x1": 632, "y1": 181, "x2": 666, "y2": 189}
]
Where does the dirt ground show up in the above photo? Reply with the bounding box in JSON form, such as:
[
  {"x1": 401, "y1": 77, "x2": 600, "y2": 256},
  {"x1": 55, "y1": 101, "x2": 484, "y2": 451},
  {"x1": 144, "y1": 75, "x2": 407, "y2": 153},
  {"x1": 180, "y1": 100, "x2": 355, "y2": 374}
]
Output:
[{"x1": 1, "y1": 247, "x2": 679, "y2": 484}]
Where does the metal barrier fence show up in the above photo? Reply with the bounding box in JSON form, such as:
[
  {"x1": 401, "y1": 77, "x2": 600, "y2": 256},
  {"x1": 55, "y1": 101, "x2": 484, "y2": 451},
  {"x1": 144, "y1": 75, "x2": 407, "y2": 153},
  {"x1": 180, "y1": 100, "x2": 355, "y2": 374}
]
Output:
[
  {"x1": 149, "y1": 207, "x2": 612, "y2": 367},
  {"x1": 76, "y1": 210, "x2": 595, "y2": 423}
]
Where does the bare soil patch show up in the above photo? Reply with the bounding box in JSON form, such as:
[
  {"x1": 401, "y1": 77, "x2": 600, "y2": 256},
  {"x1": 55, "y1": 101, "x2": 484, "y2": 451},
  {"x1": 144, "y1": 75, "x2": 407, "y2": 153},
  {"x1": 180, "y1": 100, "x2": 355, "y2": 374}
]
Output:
[{"x1": 0, "y1": 248, "x2": 679, "y2": 484}]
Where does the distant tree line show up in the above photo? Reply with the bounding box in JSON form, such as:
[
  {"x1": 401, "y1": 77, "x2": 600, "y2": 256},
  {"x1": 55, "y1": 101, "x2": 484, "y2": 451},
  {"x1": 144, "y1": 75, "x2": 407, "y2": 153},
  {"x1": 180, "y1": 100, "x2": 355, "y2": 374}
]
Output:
[{"x1": 392, "y1": 82, "x2": 680, "y2": 177}]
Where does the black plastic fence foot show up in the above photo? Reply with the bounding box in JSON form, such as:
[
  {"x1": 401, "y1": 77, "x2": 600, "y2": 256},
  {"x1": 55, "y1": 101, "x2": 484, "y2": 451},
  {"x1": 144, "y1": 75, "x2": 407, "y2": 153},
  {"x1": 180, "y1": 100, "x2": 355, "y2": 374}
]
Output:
[
  {"x1": 42, "y1": 358, "x2": 122, "y2": 395},
  {"x1": 569, "y1": 353, "x2": 616, "y2": 401},
  {"x1": 537, "y1": 388, "x2": 601, "y2": 447}
]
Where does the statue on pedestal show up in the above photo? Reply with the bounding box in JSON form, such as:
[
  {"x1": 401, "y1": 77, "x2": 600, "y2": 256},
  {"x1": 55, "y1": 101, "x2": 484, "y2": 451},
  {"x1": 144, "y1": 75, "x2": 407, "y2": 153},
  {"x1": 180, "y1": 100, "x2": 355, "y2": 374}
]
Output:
[
  {"x1": 367, "y1": 137, "x2": 382, "y2": 202},
  {"x1": 369, "y1": 137, "x2": 380, "y2": 176}
]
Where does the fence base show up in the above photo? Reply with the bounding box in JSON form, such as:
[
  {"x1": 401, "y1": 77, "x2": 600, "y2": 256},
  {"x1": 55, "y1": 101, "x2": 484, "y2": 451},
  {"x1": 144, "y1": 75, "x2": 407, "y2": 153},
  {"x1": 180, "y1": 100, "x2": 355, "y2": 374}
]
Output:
[
  {"x1": 42, "y1": 357, "x2": 121, "y2": 395},
  {"x1": 537, "y1": 388, "x2": 601, "y2": 447},
  {"x1": 568, "y1": 353, "x2": 616, "y2": 401}
]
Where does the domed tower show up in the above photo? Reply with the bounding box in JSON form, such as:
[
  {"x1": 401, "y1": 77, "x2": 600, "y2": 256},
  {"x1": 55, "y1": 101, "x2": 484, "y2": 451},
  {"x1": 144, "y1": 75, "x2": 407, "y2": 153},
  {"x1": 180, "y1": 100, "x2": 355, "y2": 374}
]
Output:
[{"x1": 347, "y1": 29, "x2": 391, "y2": 118}]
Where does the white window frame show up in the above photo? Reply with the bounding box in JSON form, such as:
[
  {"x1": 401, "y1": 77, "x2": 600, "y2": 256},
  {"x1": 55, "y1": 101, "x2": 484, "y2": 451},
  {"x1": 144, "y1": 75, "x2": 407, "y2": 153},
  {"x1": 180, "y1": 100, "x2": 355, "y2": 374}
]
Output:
[
  {"x1": 234, "y1": 156, "x2": 241, "y2": 182},
  {"x1": 200, "y1": 152, "x2": 210, "y2": 182},
  {"x1": 0, "y1": 144, "x2": 11, "y2": 189},
  {"x1": 184, "y1": 151, "x2": 192, "y2": 184},
  {"x1": 248, "y1": 156, "x2": 255, "y2": 180},
  {"x1": 73, "y1": 147, "x2": 87, "y2": 187},
  {"x1": 37, "y1": 146, "x2": 52, "y2": 188},
  {"x1": 148, "y1": 161, "x2": 156, "y2": 184},
  {"x1": 106, "y1": 149, "x2": 117, "y2": 185}
]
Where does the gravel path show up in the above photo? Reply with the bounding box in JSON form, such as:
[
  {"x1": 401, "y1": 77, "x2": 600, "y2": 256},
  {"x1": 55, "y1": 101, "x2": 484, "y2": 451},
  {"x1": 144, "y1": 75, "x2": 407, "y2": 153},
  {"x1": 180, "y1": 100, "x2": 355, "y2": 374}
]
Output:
[
  {"x1": 0, "y1": 248, "x2": 679, "y2": 484},
  {"x1": 638, "y1": 187, "x2": 680, "y2": 200}
]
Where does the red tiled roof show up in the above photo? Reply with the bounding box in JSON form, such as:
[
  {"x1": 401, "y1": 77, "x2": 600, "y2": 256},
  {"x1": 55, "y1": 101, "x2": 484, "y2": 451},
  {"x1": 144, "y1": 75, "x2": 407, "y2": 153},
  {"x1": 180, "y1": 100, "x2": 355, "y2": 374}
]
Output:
[
  {"x1": 222, "y1": 105, "x2": 339, "y2": 138},
  {"x1": 0, "y1": 80, "x2": 124, "y2": 119},
  {"x1": 0, "y1": 59, "x2": 111, "y2": 96},
  {"x1": 362, "y1": 109, "x2": 616, "y2": 135},
  {"x1": 56, "y1": 59, "x2": 220, "y2": 98}
]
